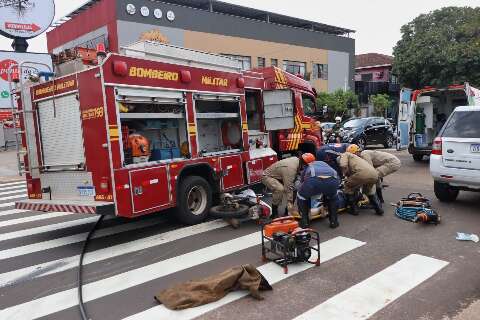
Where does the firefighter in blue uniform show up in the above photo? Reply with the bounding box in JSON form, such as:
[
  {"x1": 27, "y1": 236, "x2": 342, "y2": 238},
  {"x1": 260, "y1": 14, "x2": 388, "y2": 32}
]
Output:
[
  {"x1": 315, "y1": 143, "x2": 350, "y2": 176},
  {"x1": 297, "y1": 153, "x2": 341, "y2": 229}
]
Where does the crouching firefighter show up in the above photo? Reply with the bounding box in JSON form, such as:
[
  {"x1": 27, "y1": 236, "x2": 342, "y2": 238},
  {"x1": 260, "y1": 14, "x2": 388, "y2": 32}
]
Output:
[
  {"x1": 262, "y1": 155, "x2": 305, "y2": 219},
  {"x1": 297, "y1": 153, "x2": 341, "y2": 229},
  {"x1": 338, "y1": 152, "x2": 384, "y2": 216},
  {"x1": 346, "y1": 145, "x2": 401, "y2": 203}
]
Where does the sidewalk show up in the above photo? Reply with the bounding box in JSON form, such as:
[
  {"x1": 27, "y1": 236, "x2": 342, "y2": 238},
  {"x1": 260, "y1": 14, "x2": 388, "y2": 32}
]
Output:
[{"x1": 0, "y1": 150, "x2": 23, "y2": 183}]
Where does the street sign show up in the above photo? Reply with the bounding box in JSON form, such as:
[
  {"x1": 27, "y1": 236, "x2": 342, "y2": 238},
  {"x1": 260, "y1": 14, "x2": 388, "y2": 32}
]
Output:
[
  {"x1": 0, "y1": 0, "x2": 55, "y2": 39},
  {"x1": 0, "y1": 50, "x2": 52, "y2": 108}
]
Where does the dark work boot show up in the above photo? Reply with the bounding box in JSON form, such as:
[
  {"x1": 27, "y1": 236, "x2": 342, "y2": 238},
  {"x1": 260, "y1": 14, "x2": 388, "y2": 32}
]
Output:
[
  {"x1": 368, "y1": 195, "x2": 384, "y2": 215},
  {"x1": 271, "y1": 205, "x2": 279, "y2": 220},
  {"x1": 347, "y1": 194, "x2": 359, "y2": 216},
  {"x1": 376, "y1": 187, "x2": 385, "y2": 204},
  {"x1": 326, "y1": 199, "x2": 339, "y2": 229},
  {"x1": 297, "y1": 199, "x2": 310, "y2": 228},
  {"x1": 300, "y1": 212, "x2": 310, "y2": 229}
]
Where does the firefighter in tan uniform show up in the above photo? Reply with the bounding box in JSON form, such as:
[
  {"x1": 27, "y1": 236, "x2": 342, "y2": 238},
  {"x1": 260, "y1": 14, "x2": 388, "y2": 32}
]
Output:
[
  {"x1": 347, "y1": 145, "x2": 401, "y2": 203},
  {"x1": 262, "y1": 155, "x2": 305, "y2": 219},
  {"x1": 338, "y1": 152, "x2": 384, "y2": 215}
]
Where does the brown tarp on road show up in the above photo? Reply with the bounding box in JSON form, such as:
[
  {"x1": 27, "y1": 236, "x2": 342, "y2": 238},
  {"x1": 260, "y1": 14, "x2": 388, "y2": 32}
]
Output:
[{"x1": 155, "y1": 264, "x2": 272, "y2": 310}]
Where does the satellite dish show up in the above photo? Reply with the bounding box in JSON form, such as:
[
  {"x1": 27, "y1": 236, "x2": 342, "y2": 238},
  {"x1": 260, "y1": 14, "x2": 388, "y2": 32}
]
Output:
[{"x1": 0, "y1": 0, "x2": 55, "y2": 40}]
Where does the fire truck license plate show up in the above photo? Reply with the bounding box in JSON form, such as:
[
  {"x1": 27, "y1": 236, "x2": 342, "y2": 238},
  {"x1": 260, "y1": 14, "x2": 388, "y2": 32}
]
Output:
[{"x1": 77, "y1": 186, "x2": 96, "y2": 197}]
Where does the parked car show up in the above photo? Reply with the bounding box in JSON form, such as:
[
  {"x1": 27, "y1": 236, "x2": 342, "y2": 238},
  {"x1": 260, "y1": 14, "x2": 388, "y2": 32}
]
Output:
[
  {"x1": 430, "y1": 106, "x2": 480, "y2": 202},
  {"x1": 340, "y1": 117, "x2": 395, "y2": 149}
]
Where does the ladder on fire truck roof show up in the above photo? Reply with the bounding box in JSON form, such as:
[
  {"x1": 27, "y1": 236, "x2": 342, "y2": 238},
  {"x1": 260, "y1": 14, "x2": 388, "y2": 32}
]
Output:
[
  {"x1": 121, "y1": 41, "x2": 242, "y2": 73},
  {"x1": 8, "y1": 62, "x2": 54, "y2": 176}
]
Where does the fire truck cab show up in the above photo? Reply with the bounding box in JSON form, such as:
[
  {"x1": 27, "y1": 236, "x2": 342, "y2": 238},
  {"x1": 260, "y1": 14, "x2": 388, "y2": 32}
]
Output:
[{"x1": 15, "y1": 41, "x2": 322, "y2": 224}]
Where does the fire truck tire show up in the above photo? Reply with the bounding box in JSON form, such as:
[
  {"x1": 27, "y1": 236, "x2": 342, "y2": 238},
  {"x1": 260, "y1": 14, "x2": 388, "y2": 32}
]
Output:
[
  {"x1": 177, "y1": 176, "x2": 212, "y2": 225},
  {"x1": 210, "y1": 204, "x2": 250, "y2": 218}
]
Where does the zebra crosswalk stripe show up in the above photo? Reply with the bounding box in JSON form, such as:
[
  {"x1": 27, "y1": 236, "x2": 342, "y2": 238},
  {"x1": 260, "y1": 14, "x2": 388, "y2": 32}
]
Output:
[
  {"x1": 0, "y1": 202, "x2": 17, "y2": 209},
  {"x1": 124, "y1": 236, "x2": 366, "y2": 320},
  {"x1": 0, "y1": 232, "x2": 262, "y2": 320},
  {"x1": 0, "y1": 219, "x2": 228, "y2": 288},
  {"x1": 0, "y1": 194, "x2": 27, "y2": 203},
  {"x1": 0, "y1": 209, "x2": 28, "y2": 217},
  {"x1": 0, "y1": 215, "x2": 169, "y2": 260},
  {"x1": 0, "y1": 189, "x2": 27, "y2": 197},
  {"x1": 0, "y1": 185, "x2": 27, "y2": 193},
  {"x1": 294, "y1": 254, "x2": 449, "y2": 320},
  {"x1": 0, "y1": 181, "x2": 25, "y2": 188},
  {"x1": 0, "y1": 216, "x2": 98, "y2": 242},
  {"x1": 0, "y1": 211, "x2": 73, "y2": 228}
]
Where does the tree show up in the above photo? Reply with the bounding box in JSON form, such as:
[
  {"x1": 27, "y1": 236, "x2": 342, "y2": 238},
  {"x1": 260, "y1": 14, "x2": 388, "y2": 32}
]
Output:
[
  {"x1": 393, "y1": 7, "x2": 480, "y2": 88},
  {"x1": 370, "y1": 94, "x2": 390, "y2": 117},
  {"x1": 316, "y1": 90, "x2": 359, "y2": 120}
]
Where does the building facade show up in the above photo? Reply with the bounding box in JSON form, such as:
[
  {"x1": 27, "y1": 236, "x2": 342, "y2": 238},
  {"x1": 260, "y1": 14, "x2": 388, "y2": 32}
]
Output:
[
  {"x1": 46, "y1": 0, "x2": 355, "y2": 93},
  {"x1": 354, "y1": 53, "x2": 400, "y2": 117}
]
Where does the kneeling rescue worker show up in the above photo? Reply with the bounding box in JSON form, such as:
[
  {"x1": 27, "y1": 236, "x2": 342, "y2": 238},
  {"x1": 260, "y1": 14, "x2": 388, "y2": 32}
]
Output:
[
  {"x1": 297, "y1": 153, "x2": 340, "y2": 229},
  {"x1": 338, "y1": 151, "x2": 384, "y2": 216},
  {"x1": 262, "y1": 154, "x2": 305, "y2": 219},
  {"x1": 346, "y1": 145, "x2": 401, "y2": 203}
]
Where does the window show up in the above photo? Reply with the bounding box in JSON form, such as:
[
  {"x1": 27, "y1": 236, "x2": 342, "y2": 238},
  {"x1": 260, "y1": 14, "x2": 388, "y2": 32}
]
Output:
[
  {"x1": 283, "y1": 60, "x2": 306, "y2": 77},
  {"x1": 301, "y1": 94, "x2": 316, "y2": 115},
  {"x1": 390, "y1": 74, "x2": 399, "y2": 84},
  {"x1": 312, "y1": 63, "x2": 328, "y2": 80},
  {"x1": 257, "y1": 57, "x2": 266, "y2": 68},
  {"x1": 222, "y1": 54, "x2": 251, "y2": 70},
  {"x1": 442, "y1": 111, "x2": 480, "y2": 138},
  {"x1": 271, "y1": 58, "x2": 278, "y2": 67},
  {"x1": 361, "y1": 73, "x2": 373, "y2": 81},
  {"x1": 374, "y1": 118, "x2": 386, "y2": 126}
]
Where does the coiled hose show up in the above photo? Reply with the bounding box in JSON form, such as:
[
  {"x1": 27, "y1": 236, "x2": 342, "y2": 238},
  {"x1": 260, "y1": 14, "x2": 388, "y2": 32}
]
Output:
[{"x1": 395, "y1": 206, "x2": 439, "y2": 224}]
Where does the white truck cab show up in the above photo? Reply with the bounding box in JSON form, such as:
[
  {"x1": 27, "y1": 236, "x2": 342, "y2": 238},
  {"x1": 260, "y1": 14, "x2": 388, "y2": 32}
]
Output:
[{"x1": 430, "y1": 106, "x2": 480, "y2": 202}]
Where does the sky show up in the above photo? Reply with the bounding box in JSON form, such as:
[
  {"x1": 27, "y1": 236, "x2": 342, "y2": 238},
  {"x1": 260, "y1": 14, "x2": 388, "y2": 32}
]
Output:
[{"x1": 0, "y1": 0, "x2": 479, "y2": 55}]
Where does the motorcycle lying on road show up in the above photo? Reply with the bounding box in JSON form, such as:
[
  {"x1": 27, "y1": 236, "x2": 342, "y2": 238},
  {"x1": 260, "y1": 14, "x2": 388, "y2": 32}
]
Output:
[{"x1": 210, "y1": 189, "x2": 272, "y2": 228}]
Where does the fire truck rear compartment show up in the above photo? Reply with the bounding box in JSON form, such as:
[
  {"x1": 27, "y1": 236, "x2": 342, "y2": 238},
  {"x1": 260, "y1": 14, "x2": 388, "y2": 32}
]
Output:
[{"x1": 36, "y1": 94, "x2": 95, "y2": 202}]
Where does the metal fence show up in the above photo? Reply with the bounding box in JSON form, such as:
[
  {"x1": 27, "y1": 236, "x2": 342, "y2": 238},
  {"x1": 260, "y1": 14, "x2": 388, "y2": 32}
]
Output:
[{"x1": 0, "y1": 126, "x2": 16, "y2": 151}]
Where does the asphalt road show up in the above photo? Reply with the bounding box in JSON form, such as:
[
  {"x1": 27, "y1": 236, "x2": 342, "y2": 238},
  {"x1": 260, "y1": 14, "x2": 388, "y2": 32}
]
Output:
[{"x1": 0, "y1": 150, "x2": 479, "y2": 320}]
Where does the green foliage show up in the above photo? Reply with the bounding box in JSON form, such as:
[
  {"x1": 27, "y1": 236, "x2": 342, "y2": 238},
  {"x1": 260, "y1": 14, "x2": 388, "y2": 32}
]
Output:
[
  {"x1": 370, "y1": 94, "x2": 391, "y2": 116},
  {"x1": 393, "y1": 7, "x2": 480, "y2": 88},
  {"x1": 316, "y1": 90, "x2": 359, "y2": 119}
]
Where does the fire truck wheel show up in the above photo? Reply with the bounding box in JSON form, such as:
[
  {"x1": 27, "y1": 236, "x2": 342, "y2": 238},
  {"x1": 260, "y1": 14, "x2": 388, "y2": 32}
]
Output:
[
  {"x1": 210, "y1": 204, "x2": 250, "y2": 218},
  {"x1": 177, "y1": 176, "x2": 212, "y2": 225}
]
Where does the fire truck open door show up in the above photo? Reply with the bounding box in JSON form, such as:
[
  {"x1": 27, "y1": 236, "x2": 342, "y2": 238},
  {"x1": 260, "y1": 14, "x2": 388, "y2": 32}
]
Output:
[{"x1": 263, "y1": 89, "x2": 295, "y2": 130}]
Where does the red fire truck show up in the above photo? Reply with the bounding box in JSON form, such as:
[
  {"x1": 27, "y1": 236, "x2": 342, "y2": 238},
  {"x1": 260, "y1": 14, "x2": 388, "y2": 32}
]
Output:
[{"x1": 14, "y1": 41, "x2": 322, "y2": 224}]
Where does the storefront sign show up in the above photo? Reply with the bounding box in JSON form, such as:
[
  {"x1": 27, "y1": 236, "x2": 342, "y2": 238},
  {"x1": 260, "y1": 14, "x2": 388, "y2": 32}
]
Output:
[
  {"x1": 0, "y1": 51, "x2": 52, "y2": 108},
  {"x1": 0, "y1": 0, "x2": 55, "y2": 39}
]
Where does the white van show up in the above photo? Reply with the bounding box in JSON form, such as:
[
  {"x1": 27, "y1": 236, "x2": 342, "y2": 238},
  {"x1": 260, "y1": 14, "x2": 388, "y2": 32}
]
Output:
[
  {"x1": 430, "y1": 106, "x2": 480, "y2": 202},
  {"x1": 397, "y1": 83, "x2": 480, "y2": 161}
]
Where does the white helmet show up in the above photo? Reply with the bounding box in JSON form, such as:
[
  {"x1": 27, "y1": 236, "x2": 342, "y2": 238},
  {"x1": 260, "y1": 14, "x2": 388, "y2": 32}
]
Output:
[{"x1": 335, "y1": 116, "x2": 342, "y2": 122}]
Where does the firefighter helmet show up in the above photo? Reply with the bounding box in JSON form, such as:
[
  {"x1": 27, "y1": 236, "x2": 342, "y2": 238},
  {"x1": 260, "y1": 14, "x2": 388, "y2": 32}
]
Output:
[
  {"x1": 346, "y1": 144, "x2": 361, "y2": 155},
  {"x1": 301, "y1": 153, "x2": 316, "y2": 164}
]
